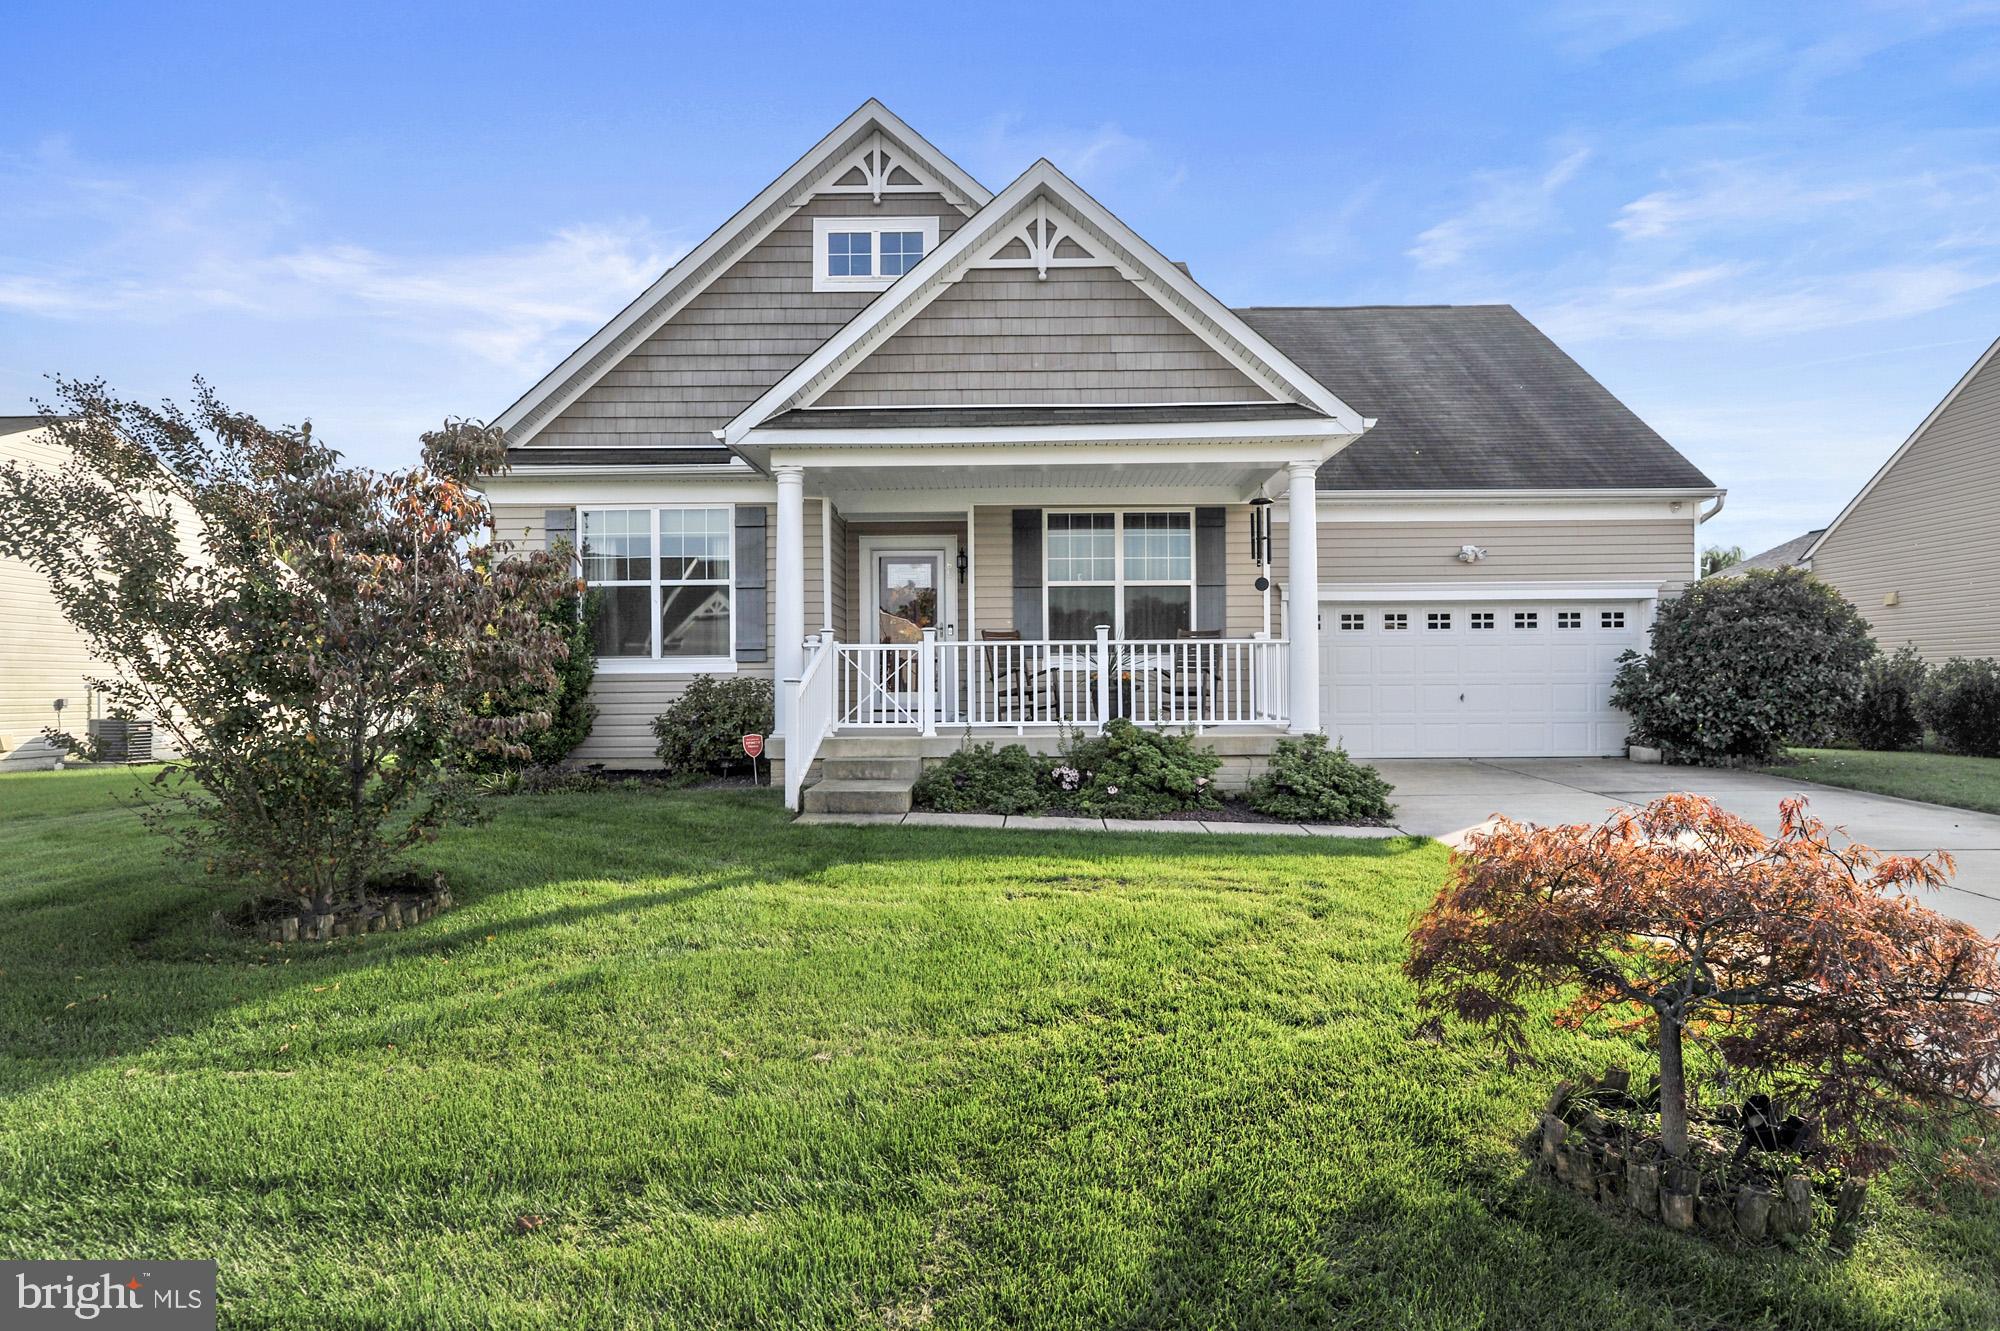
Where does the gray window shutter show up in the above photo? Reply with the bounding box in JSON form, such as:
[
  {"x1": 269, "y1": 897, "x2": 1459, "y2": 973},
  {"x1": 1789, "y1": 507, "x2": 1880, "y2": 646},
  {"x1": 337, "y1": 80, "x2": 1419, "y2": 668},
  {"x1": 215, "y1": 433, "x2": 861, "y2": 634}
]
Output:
[
  {"x1": 734, "y1": 505, "x2": 769, "y2": 663},
  {"x1": 544, "y1": 508, "x2": 576, "y2": 554},
  {"x1": 1195, "y1": 507, "x2": 1227, "y2": 633},
  {"x1": 1011, "y1": 509, "x2": 1042, "y2": 636}
]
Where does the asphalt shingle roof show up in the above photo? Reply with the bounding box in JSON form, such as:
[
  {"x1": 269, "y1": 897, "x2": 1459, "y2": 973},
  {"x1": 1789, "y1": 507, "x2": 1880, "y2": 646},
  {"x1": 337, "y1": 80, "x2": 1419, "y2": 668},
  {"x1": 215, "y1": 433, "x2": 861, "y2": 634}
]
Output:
[
  {"x1": 1733, "y1": 529, "x2": 1823, "y2": 573},
  {"x1": 1237, "y1": 304, "x2": 1716, "y2": 491},
  {"x1": 504, "y1": 446, "x2": 735, "y2": 468}
]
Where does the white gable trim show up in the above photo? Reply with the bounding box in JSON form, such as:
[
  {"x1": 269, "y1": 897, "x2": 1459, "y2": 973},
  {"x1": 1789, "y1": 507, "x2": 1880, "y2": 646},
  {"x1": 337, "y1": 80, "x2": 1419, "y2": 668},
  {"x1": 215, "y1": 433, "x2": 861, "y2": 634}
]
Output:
[
  {"x1": 719, "y1": 160, "x2": 1369, "y2": 445},
  {"x1": 494, "y1": 100, "x2": 991, "y2": 446},
  {"x1": 1802, "y1": 333, "x2": 2000, "y2": 562}
]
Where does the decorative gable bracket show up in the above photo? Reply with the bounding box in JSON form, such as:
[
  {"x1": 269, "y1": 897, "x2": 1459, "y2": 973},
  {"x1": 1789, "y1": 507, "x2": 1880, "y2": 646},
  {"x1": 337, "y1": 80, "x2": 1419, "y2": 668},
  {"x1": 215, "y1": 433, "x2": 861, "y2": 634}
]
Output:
[
  {"x1": 811, "y1": 130, "x2": 952, "y2": 206},
  {"x1": 979, "y1": 197, "x2": 1109, "y2": 280}
]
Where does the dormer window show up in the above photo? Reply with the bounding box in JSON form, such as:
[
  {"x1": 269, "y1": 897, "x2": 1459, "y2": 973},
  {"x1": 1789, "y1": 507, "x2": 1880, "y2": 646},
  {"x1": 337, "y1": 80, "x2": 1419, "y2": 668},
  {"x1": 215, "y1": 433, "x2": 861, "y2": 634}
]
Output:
[{"x1": 812, "y1": 216, "x2": 940, "y2": 292}]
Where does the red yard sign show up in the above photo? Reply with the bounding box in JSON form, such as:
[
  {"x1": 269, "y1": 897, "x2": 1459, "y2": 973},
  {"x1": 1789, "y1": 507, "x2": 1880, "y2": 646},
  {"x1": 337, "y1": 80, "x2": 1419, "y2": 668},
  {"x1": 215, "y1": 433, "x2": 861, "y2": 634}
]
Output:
[{"x1": 741, "y1": 734, "x2": 764, "y2": 759}]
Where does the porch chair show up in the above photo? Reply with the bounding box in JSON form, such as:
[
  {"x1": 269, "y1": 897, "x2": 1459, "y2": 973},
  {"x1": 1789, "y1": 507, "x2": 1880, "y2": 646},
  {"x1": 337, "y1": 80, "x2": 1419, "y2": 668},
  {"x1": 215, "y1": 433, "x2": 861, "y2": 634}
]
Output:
[
  {"x1": 977, "y1": 628, "x2": 1048, "y2": 724},
  {"x1": 1163, "y1": 627, "x2": 1223, "y2": 724}
]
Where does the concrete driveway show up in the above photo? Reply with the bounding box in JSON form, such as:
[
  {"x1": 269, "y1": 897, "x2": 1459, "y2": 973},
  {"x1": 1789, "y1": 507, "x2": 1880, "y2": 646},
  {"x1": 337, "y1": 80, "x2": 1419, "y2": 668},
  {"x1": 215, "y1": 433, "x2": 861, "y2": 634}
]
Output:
[{"x1": 1377, "y1": 758, "x2": 2000, "y2": 937}]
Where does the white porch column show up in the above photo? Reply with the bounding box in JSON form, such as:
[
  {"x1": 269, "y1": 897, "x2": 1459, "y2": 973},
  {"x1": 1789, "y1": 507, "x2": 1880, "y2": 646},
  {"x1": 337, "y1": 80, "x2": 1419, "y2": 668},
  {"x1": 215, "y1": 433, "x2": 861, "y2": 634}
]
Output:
[
  {"x1": 774, "y1": 464, "x2": 806, "y2": 740},
  {"x1": 1286, "y1": 459, "x2": 1321, "y2": 733}
]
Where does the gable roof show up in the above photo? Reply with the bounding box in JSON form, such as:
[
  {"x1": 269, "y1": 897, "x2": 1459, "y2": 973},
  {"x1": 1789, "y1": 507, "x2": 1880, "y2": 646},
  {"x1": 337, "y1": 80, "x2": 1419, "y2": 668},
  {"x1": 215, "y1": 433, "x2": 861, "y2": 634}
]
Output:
[
  {"x1": 494, "y1": 100, "x2": 991, "y2": 447},
  {"x1": 1801, "y1": 333, "x2": 2000, "y2": 562},
  {"x1": 1235, "y1": 305, "x2": 1717, "y2": 491},
  {"x1": 1731, "y1": 529, "x2": 1823, "y2": 574},
  {"x1": 720, "y1": 159, "x2": 1369, "y2": 445}
]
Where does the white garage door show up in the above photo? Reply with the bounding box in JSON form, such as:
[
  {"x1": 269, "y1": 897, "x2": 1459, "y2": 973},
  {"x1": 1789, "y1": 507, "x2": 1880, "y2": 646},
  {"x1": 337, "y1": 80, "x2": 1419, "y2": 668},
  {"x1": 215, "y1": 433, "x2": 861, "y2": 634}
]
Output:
[{"x1": 1320, "y1": 599, "x2": 1646, "y2": 758}]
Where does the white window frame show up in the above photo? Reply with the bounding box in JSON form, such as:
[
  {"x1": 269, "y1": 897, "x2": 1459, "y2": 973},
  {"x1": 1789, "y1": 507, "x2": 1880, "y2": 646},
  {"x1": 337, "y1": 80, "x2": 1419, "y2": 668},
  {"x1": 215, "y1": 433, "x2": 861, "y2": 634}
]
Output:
[
  {"x1": 579, "y1": 505, "x2": 738, "y2": 675},
  {"x1": 811, "y1": 215, "x2": 942, "y2": 292},
  {"x1": 1043, "y1": 509, "x2": 1197, "y2": 640}
]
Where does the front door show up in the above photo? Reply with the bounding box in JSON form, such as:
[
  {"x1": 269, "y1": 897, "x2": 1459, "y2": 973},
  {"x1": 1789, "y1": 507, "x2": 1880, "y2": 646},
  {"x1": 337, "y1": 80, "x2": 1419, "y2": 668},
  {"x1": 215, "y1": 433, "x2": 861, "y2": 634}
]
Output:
[{"x1": 872, "y1": 552, "x2": 939, "y2": 715}]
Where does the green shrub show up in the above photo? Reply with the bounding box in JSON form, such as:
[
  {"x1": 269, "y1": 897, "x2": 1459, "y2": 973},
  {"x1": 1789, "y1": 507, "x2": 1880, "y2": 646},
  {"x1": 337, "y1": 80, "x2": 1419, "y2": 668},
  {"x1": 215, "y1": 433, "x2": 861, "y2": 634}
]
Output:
[
  {"x1": 1848, "y1": 645, "x2": 1928, "y2": 752},
  {"x1": 650, "y1": 675, "x2": 773, "y2": 783},
  {"x1": 1917, "y1": 657, "x2": 2000, "y2": 757},
  {"x1": 912, "y1": 743, "x2": 1051, "y2": 815},
  {"x1": 464, "y1": 592, "x2": 599, "y2": 773},
  {"x1": 1610, "y1": 569, "x2": 1875, "y2": 764},
  {"x1": 1246, "y1": 734, "x2": 1395, "y2": 822},
  {"x1": 1056, "y1": 720, "x2": 1221, "y2": 818}
]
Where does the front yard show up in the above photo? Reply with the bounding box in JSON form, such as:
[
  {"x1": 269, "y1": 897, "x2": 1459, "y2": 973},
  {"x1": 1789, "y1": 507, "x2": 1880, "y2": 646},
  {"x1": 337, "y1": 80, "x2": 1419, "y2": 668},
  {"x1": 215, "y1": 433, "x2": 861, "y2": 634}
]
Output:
[
  {"x1": 1764, "y1": 747, "x2": 2000, "y2": 816},
  {"x1": 2, "y1": 769, "x2": 1996, "y2": 1328}
]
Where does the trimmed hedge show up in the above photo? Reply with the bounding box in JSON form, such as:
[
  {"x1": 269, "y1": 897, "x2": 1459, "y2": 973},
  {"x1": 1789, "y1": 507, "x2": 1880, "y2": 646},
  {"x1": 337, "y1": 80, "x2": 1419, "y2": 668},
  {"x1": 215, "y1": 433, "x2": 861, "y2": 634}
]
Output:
[
  {"x1": 1246, "y1": 734, "x2": 1394, "y2": 822},
  {"x1": 1917, "y1": 657, "x2": 2000, "y2": 758},
  {"x1": 1848, "y1": 645, "x2": 1928, "y2": 752},
  {"x1": 651, "y1": 675, "x2": 773, "y2": 783}
]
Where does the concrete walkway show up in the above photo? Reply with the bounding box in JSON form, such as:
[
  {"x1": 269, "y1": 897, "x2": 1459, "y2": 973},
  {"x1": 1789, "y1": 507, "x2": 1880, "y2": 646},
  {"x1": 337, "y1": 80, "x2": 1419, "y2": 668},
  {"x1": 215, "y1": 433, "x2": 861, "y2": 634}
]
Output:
[
  {"x1": 793, "y1": 811, "x2": 1405, "y2": 838},
  {"x1": 1376, "y1": 758, "x2": 2000, "y2": 937}
]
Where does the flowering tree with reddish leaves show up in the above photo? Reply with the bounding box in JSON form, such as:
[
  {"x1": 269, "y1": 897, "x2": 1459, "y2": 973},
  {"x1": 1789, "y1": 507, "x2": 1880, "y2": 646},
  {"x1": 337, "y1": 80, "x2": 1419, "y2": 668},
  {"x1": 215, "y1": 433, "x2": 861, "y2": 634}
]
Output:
[
  {"x1": 1406, "y1": 794, "x2": 2000, "y2": 1174},
  {"x1": 0, "y1": 380, "x2": 577, "y2": 920}
]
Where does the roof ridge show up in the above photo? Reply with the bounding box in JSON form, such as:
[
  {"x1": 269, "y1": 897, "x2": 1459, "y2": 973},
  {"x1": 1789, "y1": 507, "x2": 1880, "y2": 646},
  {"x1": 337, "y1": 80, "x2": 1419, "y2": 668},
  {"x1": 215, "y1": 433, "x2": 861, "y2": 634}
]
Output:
[{"x1": 1232, "y1": 303, "x2": 1517, "y2": 313}]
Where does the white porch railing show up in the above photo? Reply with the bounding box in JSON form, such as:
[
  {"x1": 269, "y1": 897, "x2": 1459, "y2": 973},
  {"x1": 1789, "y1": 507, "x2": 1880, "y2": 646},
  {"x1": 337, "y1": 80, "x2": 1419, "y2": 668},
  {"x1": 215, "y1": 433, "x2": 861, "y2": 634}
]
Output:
[
  {"x1": 828, "y1": 625, "x2": 1290, "y2": 732},
  {"x1": 784, "y1": 634, "x2": 837, "y2": 811}
]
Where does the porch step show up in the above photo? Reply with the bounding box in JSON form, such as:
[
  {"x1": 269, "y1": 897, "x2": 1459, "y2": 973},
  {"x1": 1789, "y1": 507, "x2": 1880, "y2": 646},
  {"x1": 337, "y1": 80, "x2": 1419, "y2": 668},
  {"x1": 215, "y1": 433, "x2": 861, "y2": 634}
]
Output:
[
  {"x1": 823, "y1": 755, "x2": 923, "y2": 782},
  {"x1": 802, "y1": 778, "x2": 915, "y2": 816}
]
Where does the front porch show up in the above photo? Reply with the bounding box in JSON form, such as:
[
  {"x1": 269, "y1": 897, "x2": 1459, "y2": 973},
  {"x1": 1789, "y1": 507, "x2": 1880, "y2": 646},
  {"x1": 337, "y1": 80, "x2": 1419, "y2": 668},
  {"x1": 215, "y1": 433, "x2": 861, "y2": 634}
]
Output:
[{"x1": 762, "y1": 441, "x2": 1340, "y2": 810}]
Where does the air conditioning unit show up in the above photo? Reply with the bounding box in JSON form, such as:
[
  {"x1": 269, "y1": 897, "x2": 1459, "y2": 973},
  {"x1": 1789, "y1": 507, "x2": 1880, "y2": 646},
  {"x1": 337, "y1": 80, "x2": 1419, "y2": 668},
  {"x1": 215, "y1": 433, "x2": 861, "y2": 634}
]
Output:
[{"x1": 88, "y1": 717, "x2": 155, "y2": 764}]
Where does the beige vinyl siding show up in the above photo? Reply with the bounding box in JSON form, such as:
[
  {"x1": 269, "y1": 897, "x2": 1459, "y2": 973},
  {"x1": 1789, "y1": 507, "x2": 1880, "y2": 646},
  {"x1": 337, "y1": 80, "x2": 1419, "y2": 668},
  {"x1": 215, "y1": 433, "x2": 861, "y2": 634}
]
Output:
[
  {"x1": 825, "y1": 505, "x2": 850, "y2": 641},
  {"x1": 530, "y1": 195, "x2": 965, "y2": 448},
  {"x1": 971, "y1": 506, "x2": 1014, "y2": 636},
  {"x1": 1273, "y1": 517, "x2": 1693, "y2": 598},
  {"x1": 490, "y1": 504, "x2": 546, "y2": 549},
  {"x1": 803, "y1": 500, "x2": 827, "y2": 636},
  {"x1": 816, "y1": 267, "x2": 1272, "y2": 406},
  {"x1": 1809, "y1": 350, "x2": 2000, "y2": 661},
  {"x1": 0, "y1": 427, "x2": 103, "y2": 748}
]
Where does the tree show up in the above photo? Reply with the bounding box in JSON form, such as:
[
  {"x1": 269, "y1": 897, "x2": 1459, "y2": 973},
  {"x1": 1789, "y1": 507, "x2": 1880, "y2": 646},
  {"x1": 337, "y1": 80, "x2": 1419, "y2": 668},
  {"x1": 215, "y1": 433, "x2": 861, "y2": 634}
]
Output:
[
  {"x1": 1700, "y1": 544, "x2": 1745, "y2": 578},
  {"x1": 1611, "y1": 568, "x2": 1875, "y2": 764},
  {"x1": 466, "y1": 590, "x2": 599, "y2": 772},
  {"x1": 1407, "y1": 794, "x2": 2000, "y2": 1173},
  {"x1": 0, "y1": 380, "x2": 576, "y2": 920}
]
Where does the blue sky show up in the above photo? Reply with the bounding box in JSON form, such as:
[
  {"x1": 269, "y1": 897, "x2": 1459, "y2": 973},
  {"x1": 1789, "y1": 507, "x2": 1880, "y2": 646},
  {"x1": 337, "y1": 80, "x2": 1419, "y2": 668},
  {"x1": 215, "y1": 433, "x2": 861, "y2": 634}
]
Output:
[{"x1": 4, "y1": 1, "x2": 1998, "y2": 557}]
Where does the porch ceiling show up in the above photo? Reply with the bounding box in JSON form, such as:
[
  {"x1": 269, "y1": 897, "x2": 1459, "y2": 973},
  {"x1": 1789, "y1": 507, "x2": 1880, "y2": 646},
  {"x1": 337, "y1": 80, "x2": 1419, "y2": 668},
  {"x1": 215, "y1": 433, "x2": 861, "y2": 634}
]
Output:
[{"x1": 803, "y1": 457, "x2": 1284, "y2": 511}]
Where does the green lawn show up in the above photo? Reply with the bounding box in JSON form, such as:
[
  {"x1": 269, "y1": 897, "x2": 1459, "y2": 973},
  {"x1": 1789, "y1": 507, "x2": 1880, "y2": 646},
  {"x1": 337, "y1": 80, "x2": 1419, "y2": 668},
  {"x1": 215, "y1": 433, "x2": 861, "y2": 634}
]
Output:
[
  {"x1": 1764, "y1": 747, "x2": 2000, "y2": 816},
  {"x1": 2, "y1": 769, "x2": 1996, "y2": 1329}
]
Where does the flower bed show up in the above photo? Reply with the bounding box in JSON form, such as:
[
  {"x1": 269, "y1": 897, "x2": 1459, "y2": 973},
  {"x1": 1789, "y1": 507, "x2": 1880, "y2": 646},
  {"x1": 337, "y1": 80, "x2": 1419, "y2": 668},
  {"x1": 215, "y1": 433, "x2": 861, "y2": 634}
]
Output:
[{"x1": 1533, "y1": 1068, "x2": 1868, "y2": 1248}]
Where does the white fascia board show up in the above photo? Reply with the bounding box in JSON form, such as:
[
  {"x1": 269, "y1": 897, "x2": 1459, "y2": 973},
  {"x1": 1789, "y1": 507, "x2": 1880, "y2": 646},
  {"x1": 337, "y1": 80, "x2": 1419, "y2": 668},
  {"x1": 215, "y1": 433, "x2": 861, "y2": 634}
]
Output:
[
  {"x1": 1319, "y1": 581, "x2": 1665, "y2": 602},
  {"x1": 823, "y1": 485, "x2": 1255, "y2": 515},
  {"x1": 762, "y1": 436, "x2": 1351, "y2": 470},
  {"x1": 480, "y1": 475, "x2": 779, "y2": 506},
  {"x1": 720, "y1": 159, "x2": 1369, "y2": 444},
  {"x1": 743, "y1": 418, "x2": 1352, "y2": 450},
  {"x1": 495, "y1": 99, "x2": 990, "y2": 444},
  {"x1": 1801, "y1": 333, "x2": 2000, "y2": 563}
]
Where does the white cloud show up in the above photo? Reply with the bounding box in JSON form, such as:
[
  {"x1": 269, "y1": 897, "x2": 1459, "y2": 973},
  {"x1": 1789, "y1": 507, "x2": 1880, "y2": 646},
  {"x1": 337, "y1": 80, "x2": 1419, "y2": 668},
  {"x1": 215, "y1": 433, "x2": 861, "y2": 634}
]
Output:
[
  {"x1": 1407, "y1": 146, "x2": 1591, "y2": 269},
  {"x1": 1538, "y1": 261, "x2": 1994, "y2": 341},
  {"x1": 0, "y1": 152, "x2": 678, "y2": 375},
  {"x1": 968, "y1": 113, "x2": 1175, "y2": 194},
  {"x1": 1540, "y1": 0, "x2": 1703, "y2": 58}
]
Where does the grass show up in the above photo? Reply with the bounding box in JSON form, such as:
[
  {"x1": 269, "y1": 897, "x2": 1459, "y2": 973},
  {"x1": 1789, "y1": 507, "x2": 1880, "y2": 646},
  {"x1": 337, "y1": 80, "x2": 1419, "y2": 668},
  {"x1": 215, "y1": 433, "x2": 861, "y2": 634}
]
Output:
[
  {"x1": 1, "y1": 769, "x2": 1997, "y2": 1329},
  {"x1": 1764, "y1": 747, "x2": 2000, "y2": 816}
]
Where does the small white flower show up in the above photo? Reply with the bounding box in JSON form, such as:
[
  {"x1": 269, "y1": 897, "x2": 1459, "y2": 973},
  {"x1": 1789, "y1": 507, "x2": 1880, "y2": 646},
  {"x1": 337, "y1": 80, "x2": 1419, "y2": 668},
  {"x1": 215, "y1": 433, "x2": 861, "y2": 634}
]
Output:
[{"x1": 1106, "y1": 785, "x2": 1119, "y2": 796}]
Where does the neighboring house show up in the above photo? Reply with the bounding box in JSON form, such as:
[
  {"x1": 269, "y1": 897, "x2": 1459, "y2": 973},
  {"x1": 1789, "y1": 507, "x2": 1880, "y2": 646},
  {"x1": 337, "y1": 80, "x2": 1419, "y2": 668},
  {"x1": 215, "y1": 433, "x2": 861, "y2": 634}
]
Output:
[
  {"x1": 1775, "y1": 336, "x2": 1999, "y2": 662},
  {"x1": 481, "y1": 101, "x2": 1722, "y2": 805},
  {"x1": 1730, "y1": 529, "x2": 1823, "y2": 575},
  {"x1": 0, "y1": 417, "x2": 101, "y2": 767}
]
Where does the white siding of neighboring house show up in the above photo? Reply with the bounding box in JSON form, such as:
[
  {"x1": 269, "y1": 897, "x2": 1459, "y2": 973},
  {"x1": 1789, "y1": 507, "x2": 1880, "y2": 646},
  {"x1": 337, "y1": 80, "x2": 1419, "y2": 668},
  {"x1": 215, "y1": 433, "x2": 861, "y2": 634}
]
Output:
[
  {"x1": 1807, "y1": 343, "x2": 2000, "y2": 661},
  {"x1": 1, "y1": 425, "x2": 103, "y2": 759}
]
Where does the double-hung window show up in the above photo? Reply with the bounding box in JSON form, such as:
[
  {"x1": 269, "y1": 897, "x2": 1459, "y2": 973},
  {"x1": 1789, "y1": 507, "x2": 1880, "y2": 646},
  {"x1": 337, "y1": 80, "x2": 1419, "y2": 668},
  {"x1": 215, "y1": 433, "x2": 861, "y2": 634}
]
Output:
[
  {"x1": 1045, "y1": 511, "x2": 1194, "y2": 639},
  {"x1": 580, "y1": 507, "x2": 734, "y2": 666},
  {"x1": 812, "y1": 216, "x2": 941, "y2": 291}
]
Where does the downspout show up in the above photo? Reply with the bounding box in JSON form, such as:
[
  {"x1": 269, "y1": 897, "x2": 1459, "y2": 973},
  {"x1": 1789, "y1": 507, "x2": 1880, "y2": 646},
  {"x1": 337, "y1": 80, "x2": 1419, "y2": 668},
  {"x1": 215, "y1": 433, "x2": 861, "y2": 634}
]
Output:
[{"x1": 1694, "y1": 491, "x2": 1726, "y2": 583}]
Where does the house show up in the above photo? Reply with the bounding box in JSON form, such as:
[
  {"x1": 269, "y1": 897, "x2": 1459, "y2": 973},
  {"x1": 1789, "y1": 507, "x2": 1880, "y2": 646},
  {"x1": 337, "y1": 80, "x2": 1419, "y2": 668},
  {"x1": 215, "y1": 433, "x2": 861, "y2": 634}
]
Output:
[
  {"x1": 480, "y1": 101, "x2": 1722, "y2": 809},
  {"x1": 0, "y1": 417, "x2": 103, "y2": 767},
  {"x1": 1750, "y1": 336, "x2": 1999, "y2": 662}
]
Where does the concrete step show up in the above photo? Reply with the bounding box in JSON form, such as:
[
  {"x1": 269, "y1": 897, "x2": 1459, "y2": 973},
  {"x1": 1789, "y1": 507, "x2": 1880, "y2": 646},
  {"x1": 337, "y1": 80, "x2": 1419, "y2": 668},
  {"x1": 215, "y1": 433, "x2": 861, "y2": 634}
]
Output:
[
  {"x1": 824, "y1": 755, "x2": 923, "y2": 782},
  {"x1": 802, "y1": 779, "x2": 915, "y2": 816}
]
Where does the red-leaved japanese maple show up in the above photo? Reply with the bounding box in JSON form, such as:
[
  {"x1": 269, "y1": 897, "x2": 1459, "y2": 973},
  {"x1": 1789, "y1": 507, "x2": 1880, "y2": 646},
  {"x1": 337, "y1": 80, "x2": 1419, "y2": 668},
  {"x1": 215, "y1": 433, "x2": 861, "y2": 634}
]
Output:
[{"x1": 1406, "y1": 794, "x2": 2000, "y2": 1174}]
